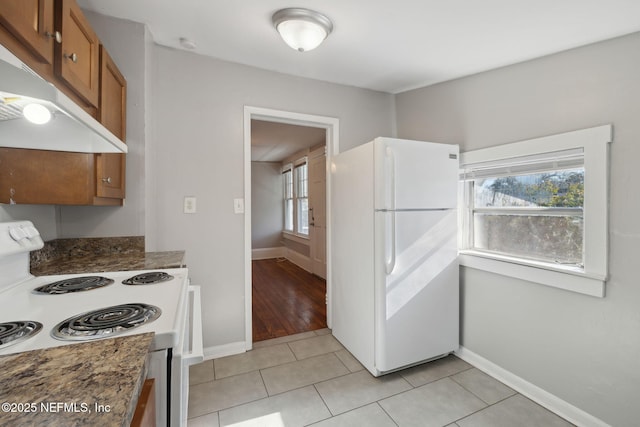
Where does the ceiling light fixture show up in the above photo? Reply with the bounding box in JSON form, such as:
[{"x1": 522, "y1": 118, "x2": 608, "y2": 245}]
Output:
[{"x1": 272, "y1": 8, "x2": 333, "y2": 52}]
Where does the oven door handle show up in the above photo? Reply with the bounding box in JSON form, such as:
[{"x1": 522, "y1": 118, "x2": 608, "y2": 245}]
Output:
[{"x1": 183, "y1": 285, "x2": 204, "y2": 365}]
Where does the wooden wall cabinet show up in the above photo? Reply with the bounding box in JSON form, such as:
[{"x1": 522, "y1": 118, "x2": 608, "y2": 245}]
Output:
[
  {"x1": 0, "y1": 148, "x2": 123, "y2": 206},
  {"x1": 0, "y1": 0, "x2": 98, "y2": 114},
  {"x1": 0, "y1": 0, "x2": 127, "y2": 206},
  {"x1": 0, "y1": 0, "x2": 55, "y2": 65},
  {"x1": 54, "y1": 0, "x2": 100, "y2": 107}
]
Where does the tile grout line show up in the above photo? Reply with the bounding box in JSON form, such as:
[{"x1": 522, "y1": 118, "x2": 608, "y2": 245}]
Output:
[
  {"x1": 194, "y1": 337, "x2": 534, "y2": 426},
  {"x1": 375, "y1": 401, "x2": 401, "y2": 427}
]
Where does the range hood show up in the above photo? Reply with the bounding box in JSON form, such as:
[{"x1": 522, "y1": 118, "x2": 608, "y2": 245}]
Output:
[{"x1": 0, "y1": 46, "x2": 127, "y2": 154}]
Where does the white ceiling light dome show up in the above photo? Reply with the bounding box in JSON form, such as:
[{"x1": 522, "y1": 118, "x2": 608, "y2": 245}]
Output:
[{"x1": 272, "y1": 8, "x2": 333, "y2": 52}]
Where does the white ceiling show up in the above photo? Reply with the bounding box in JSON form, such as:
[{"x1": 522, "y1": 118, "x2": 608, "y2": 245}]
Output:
[
  {"x1": 77, "y1": 0, "x2": 640, "y2": 94},
  {"x1": 251, "y1": 120, "x2": 326, "y2": 162},
  {"x1": 77, "y1": 1, "x2": 640, "y2": 161}
]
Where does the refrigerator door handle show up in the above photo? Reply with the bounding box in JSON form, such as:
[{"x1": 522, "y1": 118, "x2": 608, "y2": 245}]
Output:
[
  {"x1": 384, "y1": 146, "x2": 397, "y2": 274},
  {"x1": 385, "y1": 211, "x2": 396, "y2": 274}
]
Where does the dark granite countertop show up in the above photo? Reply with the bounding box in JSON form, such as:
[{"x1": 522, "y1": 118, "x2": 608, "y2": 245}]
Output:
[
  {"x1": 29, "y1": 236, "x2": 185, "y2": 276},
  {"x1": 0, "y1": 333, "x2": 154, "y2": 427},
  {"x1": 31, "y1": 250, "x2": 186, "y2": 276}
]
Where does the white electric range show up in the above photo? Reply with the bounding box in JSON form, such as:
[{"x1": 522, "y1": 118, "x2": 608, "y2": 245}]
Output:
[{"x1": 0, "y1": 220, "x2": 203, "y2": 427}]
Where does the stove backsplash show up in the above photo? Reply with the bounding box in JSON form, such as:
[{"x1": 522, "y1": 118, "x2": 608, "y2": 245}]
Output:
[{"x1": 30, "y1": 236, "x2": 145, "y2": 269}]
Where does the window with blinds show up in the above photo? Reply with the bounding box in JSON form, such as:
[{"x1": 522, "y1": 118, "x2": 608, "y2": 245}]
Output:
[
  {"x1": 461, "y1": 148, "x2": 585, "y2": 266},
  {"x1": 283, "y1": 157, "x2": 308, "y2": 237},
  {"x1": 458, "y1": 125, "x2": 612, "y2": 297}
]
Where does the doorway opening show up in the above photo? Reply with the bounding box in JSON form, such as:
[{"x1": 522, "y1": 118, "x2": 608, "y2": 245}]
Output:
[{"x1": 243, "y1": 107, "x2": 339, "y2": 348}]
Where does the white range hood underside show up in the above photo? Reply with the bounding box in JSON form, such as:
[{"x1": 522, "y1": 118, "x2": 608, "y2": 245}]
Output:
[{"x1": 0, "y1": 46, "x2": 127, "y2": 154}]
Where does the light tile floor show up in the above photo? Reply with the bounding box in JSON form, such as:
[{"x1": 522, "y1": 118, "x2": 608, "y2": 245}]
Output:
[{"x1": 188, "y1": 329, "x2": 574, "y2": 427}]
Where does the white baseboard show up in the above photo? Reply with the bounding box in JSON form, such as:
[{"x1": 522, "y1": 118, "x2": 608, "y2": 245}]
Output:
[
  {"x1": 203, "y1": 341, "x2": 247, "y2": 361},
  {"x1": 286, "y1": 248, "x2": 311, "y2": 272},
  {"x1": 251, "y1": 247, "x2": 311, "y2": 273},
  {"x1": 252, "y1": 246, "x2": 286, "y2": 260},
  {"x1": 455, "y1": 346, "x2": 610, "y2": 427}
]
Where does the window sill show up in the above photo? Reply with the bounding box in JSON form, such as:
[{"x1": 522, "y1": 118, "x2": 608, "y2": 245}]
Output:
[
  {"x1": 458, "y1": 250, "x2": 605, "y2": 298},
  {"x1": 282, "y1": 231, "x2": 310, "y2": 245}
]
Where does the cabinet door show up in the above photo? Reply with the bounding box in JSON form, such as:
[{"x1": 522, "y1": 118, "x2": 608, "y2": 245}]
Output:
[
  {"x1": 98, "y1": 46, "x2": 126, "y2": 139},
  {"x1": 0, "y1": 0, "x2": 55, "y2": 64},
  {"x1": 131, "y1": 379, "x2": 156, "y2": 427},
  {"x1": 95, "y1": 153, "x2": 125, "y2": 200},
  {"x1": 0, "y1": 148, "x2": 95, "y2": 205},
  {"x1": 96, "y1": 45, "x2": 126, "y2": 200},
  {"x1": 55, "y1": 0, "x2": 99, "y2": 107}
]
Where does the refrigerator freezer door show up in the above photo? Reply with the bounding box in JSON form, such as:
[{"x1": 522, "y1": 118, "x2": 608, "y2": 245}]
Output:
[
  {"x1": 374, "y1": 208, "x2": 459, "y2": 374},
  {"x1": 374, "y1": 138, "x2": 459, "y2": 211}
]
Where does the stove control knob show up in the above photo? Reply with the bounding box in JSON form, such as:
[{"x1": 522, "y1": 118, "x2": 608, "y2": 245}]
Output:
[
  {"x1": 24, "y1": 226, "x2": 40, "y2": 239},
  {"x1": 9, "y1": 226, "x2": 27, "y2": 242}
]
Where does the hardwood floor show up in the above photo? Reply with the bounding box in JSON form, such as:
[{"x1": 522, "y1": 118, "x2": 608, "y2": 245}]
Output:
[{"x1": 252, "y1": 258, "x2": 327, "y2": 342}]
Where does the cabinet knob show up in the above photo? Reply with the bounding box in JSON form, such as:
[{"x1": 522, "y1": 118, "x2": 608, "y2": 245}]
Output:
[
  {"x1": 102, "y1": 177, "x2": 112, "y2": 184},
  {"x1": 64, "y1": 52, "x2": 78, "y2": 63},
  {"x1": 45, "y1": 31, "x2": 62, "y2": 43}
]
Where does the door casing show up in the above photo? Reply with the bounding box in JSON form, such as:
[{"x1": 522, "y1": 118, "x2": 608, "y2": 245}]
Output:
[{"x1": 243, "y1": 106, "x2": 340, "y2": 349}]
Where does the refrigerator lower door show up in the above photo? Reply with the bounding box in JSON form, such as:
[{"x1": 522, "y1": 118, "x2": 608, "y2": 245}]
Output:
[{"x1": 374, "y1": 209, "x2": 459, "y2": 375}]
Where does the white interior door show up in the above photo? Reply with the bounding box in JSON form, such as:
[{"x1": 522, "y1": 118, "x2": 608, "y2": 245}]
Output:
[{"x1": 308, "y1": 147, "x2": 327, "y2": 279}]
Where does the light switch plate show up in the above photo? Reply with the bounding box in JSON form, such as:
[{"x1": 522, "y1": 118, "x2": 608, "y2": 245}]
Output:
[
  {"x1": 184, "y1": 196, "x2": 196, "y2": 214},
  {"x1": 233, "y1": 198, "x2": 244, "y2": 214}
]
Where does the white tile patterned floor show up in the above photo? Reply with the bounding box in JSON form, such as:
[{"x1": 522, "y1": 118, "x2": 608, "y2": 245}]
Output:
[{"x1": 187, "y1": 329, "x2": 574, "y2": 427}]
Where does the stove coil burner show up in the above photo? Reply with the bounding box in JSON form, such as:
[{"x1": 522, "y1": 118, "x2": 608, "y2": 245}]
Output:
[
  {"x1": 51, "y1": 303, "x2": 161, "y2": 341},
  {"x1": 34, "y1": 276, "x2": 114, "y2": 294},
  {"x1": 122, "y1": 271, "x2": 174, "y2": 285},
  {"x1": 0, "y1": 321, "x2": 43, "y2": 350}
]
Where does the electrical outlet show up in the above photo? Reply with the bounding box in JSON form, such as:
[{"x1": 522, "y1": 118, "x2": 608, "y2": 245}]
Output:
[{"x1": 184, "y1": 196, "x2": 196, "y2": 214}]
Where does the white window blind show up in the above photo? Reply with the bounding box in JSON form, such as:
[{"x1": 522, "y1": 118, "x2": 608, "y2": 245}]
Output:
[{"x1": 461, "y1": 148, "x2": 584, "y2": 180}]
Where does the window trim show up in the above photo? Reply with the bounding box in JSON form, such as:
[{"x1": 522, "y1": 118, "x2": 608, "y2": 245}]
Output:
[
  {"x1": 282, "y1": 157, "x2": 309, "y2": 239},
  {"x1": 458, "y1": 125, "x2": 612, "y2": 297},
  {"x1": 282, "y1": 165, "x2": 294, "y2": 233},
  {"x1": 294, "y1": 161, "x2": 309, "y2": 236}
]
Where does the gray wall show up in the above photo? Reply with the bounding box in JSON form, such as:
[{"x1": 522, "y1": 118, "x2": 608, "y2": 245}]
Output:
[
  {"x1": 395, "y1": 32, "x2": 640, "y2": 427},
  {"x1": 146, "y1": 44, "x2": 395, "y2": 348},
  {"x1": 0, "y1": 205, "x2": 57, "y2": 241},
  {"x1": 251, "y1": 162, "x2": 283, "y2": 249}
]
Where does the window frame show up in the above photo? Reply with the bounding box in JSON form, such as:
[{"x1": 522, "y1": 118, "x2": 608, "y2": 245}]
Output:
[
  {"x1": 282, "y1": 166, "x2": 294, "y2": 233},
  {"x1": 282, "y1": 157, "x2": 309, "y2": 238},
  {"x1": 458, "y1": 125, "x2": 612, "y2": 297},
  {"x1": 294, "y1": 162, "x2": 309, "y2": 236}
]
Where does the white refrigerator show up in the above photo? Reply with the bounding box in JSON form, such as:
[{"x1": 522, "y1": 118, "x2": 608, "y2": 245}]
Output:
[{"x1": 332, "y1": 137, "x2": 459, "y2": 376}]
